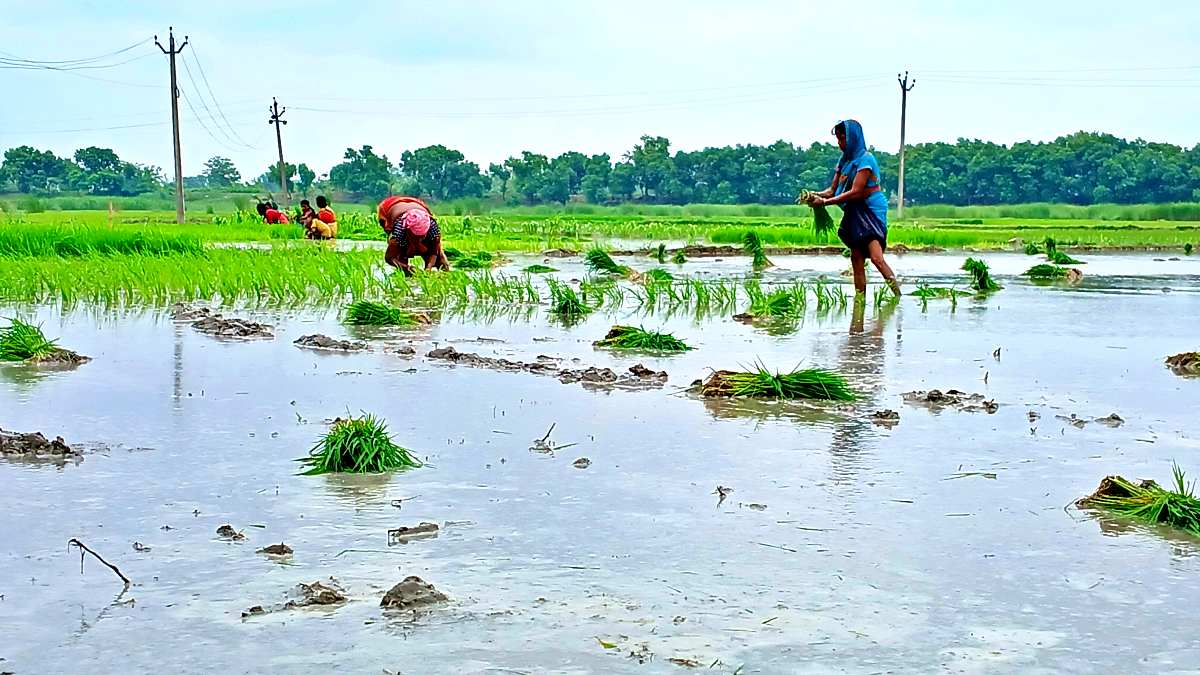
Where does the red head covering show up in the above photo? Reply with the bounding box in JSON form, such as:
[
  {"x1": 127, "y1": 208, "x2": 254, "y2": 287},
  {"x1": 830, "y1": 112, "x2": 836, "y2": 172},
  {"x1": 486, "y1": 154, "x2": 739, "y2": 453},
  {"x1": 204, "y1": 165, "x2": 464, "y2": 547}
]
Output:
[{"x1": 377, "y1": 196, "x2": 432, "y2": 222}]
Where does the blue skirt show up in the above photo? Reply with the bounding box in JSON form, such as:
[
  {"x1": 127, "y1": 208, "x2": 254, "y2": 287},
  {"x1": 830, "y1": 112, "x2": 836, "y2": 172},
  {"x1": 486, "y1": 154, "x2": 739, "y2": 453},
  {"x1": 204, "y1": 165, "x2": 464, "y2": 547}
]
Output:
[{"x1": 838, "y1": 200, "x2": 887, "y2": 254}]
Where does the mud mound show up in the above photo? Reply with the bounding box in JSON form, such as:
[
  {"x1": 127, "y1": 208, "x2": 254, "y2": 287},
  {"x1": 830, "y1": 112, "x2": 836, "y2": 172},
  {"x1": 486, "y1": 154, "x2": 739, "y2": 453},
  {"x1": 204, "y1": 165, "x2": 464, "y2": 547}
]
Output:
[
  {"x1": 191, "y1": 315, "x2": 274, "y2": 339},
  {"x1": 1166, "y1": 352, "x2": 1200, "y2": 376},
  {"x1": 244, "y1": 578, "x2": 347, "y2": 618},
  {"x1": 871, "y1": 409, "x2": 900, "y2": 427},
  {"x1": 294, "y1": 334, "x2": 367, "y2": 352},
  {"x1": 170, "y1": 303, "x2": 213, "y2": 321},
  {"x1": 380, "y1": 576, "x2": 448, "y2": 611},
  {"x1": 426, "y1": 346, "x2": 668, "y2": 390},
  {"x1": 903, "y1": 389, "x2": 998, "y2": 413},
  {"x1": 26, "y1": 348, "x2": 90, "y2": 365},
  {"x1": 541, "y1": 248, "x2": 578, "y2": 258},
  {"x1": 0, "y1": 428, "x2": 76, "y2": 459},
  {"x1": 257, "y1": 543, "x2": 293, "y2": 555},
  {"x1": 1076, "y1": 476, "x2": 1159, "y2": 507}
]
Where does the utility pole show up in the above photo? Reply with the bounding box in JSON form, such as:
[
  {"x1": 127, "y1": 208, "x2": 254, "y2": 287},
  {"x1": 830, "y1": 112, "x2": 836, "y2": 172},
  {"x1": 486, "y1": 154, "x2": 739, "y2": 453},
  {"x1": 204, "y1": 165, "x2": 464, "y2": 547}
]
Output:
[
  {"x1": 896, "y1": 71, "x2": 915, "y2": 219},
  {"x1": 156, "y1": 27, "x2": 188, "y2": 224},
  {"x1": 268, "y1": 98, "x2": 289, "y2": 207}
]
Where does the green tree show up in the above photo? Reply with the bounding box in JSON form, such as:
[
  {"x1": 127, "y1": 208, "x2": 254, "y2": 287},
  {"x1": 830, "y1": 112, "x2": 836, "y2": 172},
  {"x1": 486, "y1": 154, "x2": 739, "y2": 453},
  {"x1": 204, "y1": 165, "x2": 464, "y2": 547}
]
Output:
[
  {"x1": 0, "y1": 146, "x2": 73, "y2": 193},
  {"x1": 505, "y1": 152, "x2": 550, "y2": 203},
  {"x1": 488, "y1": 162, "x2": 511, "y2": 200},
  {"x1": 399, "y1": 145, "x2": 487, "y2": 201},
  {"x1": 73, "y1": 147, "x2": 120, "y2": 174},
  {"x1": 201, "y1": 156, "x2": 241, "y2": 187},
  {"x1": 628, "y1": 135, "x2": 673, "y2": 200},
  {"x1": 297, "y1": 163, "x2": 316, "y2": 195},
  {"x1": 609, "y1": 162, "x2": 636, "y2": 201},
  {"x1": 328, "y1": 146, "x2": 394, "y2": 201}
]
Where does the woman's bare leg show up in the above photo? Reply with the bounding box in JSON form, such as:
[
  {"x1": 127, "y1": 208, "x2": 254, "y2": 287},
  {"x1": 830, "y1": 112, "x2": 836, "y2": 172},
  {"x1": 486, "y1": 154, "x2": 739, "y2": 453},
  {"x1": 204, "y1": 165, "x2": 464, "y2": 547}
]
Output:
[
  {"x1": 867, "y1": 241, "x2": 900, "y2": 296},
  {"x1": 850, "y1": 250, "x2": 867, "y2": 295}
]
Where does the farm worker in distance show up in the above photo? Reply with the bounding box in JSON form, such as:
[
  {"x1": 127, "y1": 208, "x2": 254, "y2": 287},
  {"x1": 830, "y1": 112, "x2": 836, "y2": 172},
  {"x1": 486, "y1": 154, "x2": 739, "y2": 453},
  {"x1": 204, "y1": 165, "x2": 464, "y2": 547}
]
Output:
[
  {"x1": 256, "y1": 201, "x2": 290, "y2": 225},
  {"x1": 804, "y1": 119, "x2": 901, "y2": 297},
  {"x1": 298, "y1": 196, "x2": 338, "y2": 240},
  {"x1": 377, "y1": 195, "x2": 450, "y2": 276}
]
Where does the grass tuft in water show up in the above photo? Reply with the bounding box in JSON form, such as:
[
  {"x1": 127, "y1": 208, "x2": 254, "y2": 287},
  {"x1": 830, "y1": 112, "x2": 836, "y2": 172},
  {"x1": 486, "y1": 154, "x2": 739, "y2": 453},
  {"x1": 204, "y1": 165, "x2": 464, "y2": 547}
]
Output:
[
  {"x1": 547, "y1": 279, "x2": 591, "y2": 316},
  {"x1": 343, "y1": 300, "x2": 419, "y2": 326},
  {"x1": 298, "y1": 414, "x2": 421, "y2": 475},
  {"x1": 672, "y1": 249, "x2": 687, "y2": 264},
  {"x1": 448, "y1": 250, "x2": 497, "y2": 270},
  {"x1": 645, "y1": 268, "x2": 674, "y2": 283},
  {"x1": 1047, "y1": 249, "x2": 1084, "y2": 265},
  {"x1": 743, "y1": 231, "x2": 773, "y2": 270},
  {"x1": 1023, "y1": 241, "x2": 1041, "y2": 255},
  {"x1": 1078, "y1": 463, "x2": 1200, "y2": 536},
  {"x1": 1024, "y1": 264, "x2": 1070, "y2": 278},
  {"x1": 585, "y1": 247, "x2": 631, "y2": 276},
  {"x1": 1185, "y1": 243, "x2": 1194, "y2": 255},
  {"x1": 653, "y1": 243, "x2": 667, "y2": 264},
  {"x1": 523, "y1": 264, "x2": 557, "y2": 274},
  {"x1": 594, "y1": 325, "x2": 692, "y2": 352},
  {"x1": 703, "y1": 361, "x2": 856, "y2": 400},
  {"x1": 0, "y1": 317, "x2": 59, "y2": 361},
  {"x1": 962, "y1": 258, "x2": 1001, "y2": 292}
]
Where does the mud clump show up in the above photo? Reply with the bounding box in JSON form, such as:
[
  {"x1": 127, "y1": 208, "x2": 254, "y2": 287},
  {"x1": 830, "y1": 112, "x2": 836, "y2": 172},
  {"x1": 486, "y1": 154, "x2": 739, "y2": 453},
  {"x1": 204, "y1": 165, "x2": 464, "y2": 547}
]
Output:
[
  {"x1": 0, "y1": 428, "x2": 76, "y2": 459},
  {"x1": 426, "y1": 346, "x2": 668, "y2": 390},
  {"x1": 216, "y1": 524, "x2": 245, "y2": 541},
  {"x1": 257, "y1": 543, "x2": 293, "y2": 556},
  {"x1": 903, "y1": 389, "x2": 998, "y2": 413},
  {"x1": 541, "y1": 248, "x2": 578, "y2": 258},
  {"x1": 191, "y1": 315, "x2": 274, "y2": 339},
  {"x1": 380, "y1": 576, "x2": 448, "y2": 611},
  {"x1": 26, "y1": 348, "x2": 91, "y2": 365},
  {"x1": 388, "y1": 522, "x2": 439, "y2": 545},
  {"x1": 243, "y1": 578, "x2": 347, "y2": 618},
  {"x1": 1076, "y1": 476, "x2": 1159, "y2": 508},
  {"x1": 170, "y1": 303, "x2": 213, "y2": 321},
  {"x1": 573, "y1": 457, "x2": 592, "y2": 469},
  {"x1": 871, "y1": 409, "x2": 900, "y2": 427},
  {"x1": 293, "y1": 334, "x2": 367, "y2": 352},
  {"x1": 1165, "y1": 352, "x2": 1200, "y2": 376}
]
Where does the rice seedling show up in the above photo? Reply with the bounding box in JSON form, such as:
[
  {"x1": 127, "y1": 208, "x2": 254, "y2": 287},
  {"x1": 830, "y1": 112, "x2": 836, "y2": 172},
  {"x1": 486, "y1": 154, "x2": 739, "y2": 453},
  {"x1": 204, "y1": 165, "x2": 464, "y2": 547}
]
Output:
[
  {"x1": 522, "y1": 264, "x2": 557, "y2": 274},
  {"x1": 0, "y1": 317, "x2": 59, "y2": 361},
  {"x1": 654, "y1": 243, "x2": 667, "y2": 264},
  {"x1": 594, "y1": 325, "x2": 692, "y2": 352},
  {"x1": 0, "y1": 223, "x2": 205, "y2": 257},
  {"x1": 743, "y1": 231, "x2": 773, "y2": 270},
  {"x1": 911, "y1": 283, "x2": 971, "y2": 298},
  {"x1": 547, "y1": 279, "x2": 591, "y2": 316},
  {"x1": 1047, "y1": 249, "x2": 1084, "y2": 265},
  {"x1": 298, "y1": 414, "x2": 421, "y2": 475},
  {"x1": 343, "y1": 300, "x2": 420, "y2": 326},
  {"x1": 797, "y1": 190, "x2": 835, "y2": 237},
  {"x1": 645, "y1": 268, "x2": 674, "y2": 283},
  {"x1": 1186, "y1": 243, "x2": 1194, "y2": 255},
  {"x1": 1043, "y1": 236, "x2": 1057, "y2": 254},
  {"x1": 962, "y1": 258, "x2": 1001, "y2": 292},
  {"x1": 748, "y1": 289, "x2": 800, "y2": 317},
  {"x1": 448, "y1": 250, "x2": 498, "y2": 270},
  {"x1": 702, "y1": 361, "x2": 857, "y2": 401},
  {"x1": 873, "y1": 285, "x2": 899, "y2": 307},
  {"x1": 1023, "y1": 241, "x2": 1041, "y2": 255},
  {"x1": 585, "y1": 247, "x2": 632, "y2": 276},
  {"x1": 1078, "y1": 462, "x2": 1200, "y2": 537},
  {"x1": 672, "y1": 249, "x2": 687, "y2": 264},
  {"x1": 1024, "y1": 264, "x2": 1070, "y2": 279}
]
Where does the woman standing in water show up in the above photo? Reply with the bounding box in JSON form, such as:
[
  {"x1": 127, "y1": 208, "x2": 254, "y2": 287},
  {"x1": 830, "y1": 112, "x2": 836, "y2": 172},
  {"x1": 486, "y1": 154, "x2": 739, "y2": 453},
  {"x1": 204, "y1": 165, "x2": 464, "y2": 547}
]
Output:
[{"x1": 808, "y1": 120, "x2": 900, "y2": 297}]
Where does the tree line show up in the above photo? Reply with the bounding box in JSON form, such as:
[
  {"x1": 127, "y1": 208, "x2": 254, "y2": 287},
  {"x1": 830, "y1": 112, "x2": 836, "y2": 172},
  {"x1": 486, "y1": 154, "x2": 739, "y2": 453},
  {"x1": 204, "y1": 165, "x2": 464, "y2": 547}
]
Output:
[{"x1": 3, "y1": 131, "x2": 1198, "y2": 206}]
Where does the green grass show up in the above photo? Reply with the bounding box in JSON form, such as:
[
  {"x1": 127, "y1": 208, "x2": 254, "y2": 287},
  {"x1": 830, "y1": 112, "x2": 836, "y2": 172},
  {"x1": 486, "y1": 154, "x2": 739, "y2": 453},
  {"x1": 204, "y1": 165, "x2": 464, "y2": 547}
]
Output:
[
  {"x1": 585, "y1": 247, "x2": 632, "y2": 276},
  {"x1": 523, "y1": 264, "x2": 557, "y2": 274},
  {"x1": 446, "y1": 248, "x2": 498, "y2": 270},
  {"x1": 0, "y1": 317, "x2": 59, "y2": 361},
  {"x1": 705, "y1": 362, "x2": 857, "y2": 401},
  {"x1": 962, "y1": 258, "x2": 1001, "y2": 292},
  {"x1": 911, "y1": 283, "x2": 971, "y2": 298},
  {"x1": 1025, "y1": 264, "x2": 1070, "y2": 278},
  {"x1": 1023, "y1": 241, "x2": 1041, "y2": 255},
  {"x1": 1080, "y1": 463, "x2": 1200, "y2": 537},
  {"x1": 298, "y1": 414, "x2": 422, "y2": 475},
  {"x1": 343, "y1": 300, "x2": 419, "y2": 326},
  {"x1": 0, "y1": 223, "x2": 205, "y2": 257},
  {"x1": 653, "y1": 243, "x2": 667, "y2": 264},
  {"x1": 671, "y1": 250, "x2": 687, "y2": 264},
  {"x1": 1047, "y1": 249, "x2": 1084, "y2": 265},
  {"x1": 743, "y1": 231, "x2": 773, "y2": 269},
  {"x1": 644, "y1": 268, "x2": 674, "y2": 283},
  {"x1": 594, "y1": 325, "x2": 692, "y2": 352},
  {"x1": 547, "y1": 279, "x2": 591, "y2": 316}
]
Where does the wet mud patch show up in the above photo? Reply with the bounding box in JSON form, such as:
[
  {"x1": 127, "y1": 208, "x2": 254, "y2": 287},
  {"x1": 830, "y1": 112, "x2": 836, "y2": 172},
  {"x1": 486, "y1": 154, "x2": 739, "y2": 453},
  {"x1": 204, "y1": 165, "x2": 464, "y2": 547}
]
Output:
[
  {"x1": 24, "y1": 347, "x2": 91, "y2": 365},
  {"x1": 903, "y1": 389, "x2": 998, "y2": 413},
  {"x1": 191, "y1": 314, "x2": 274, "y2": 339},
  {"x1": 257, "y1": 543, "x2": 293, "y2": 556},
  {"x1": 216, "y1": 524, "x2": 246, "y2": 541},
  {"x1": 871, "y1": 409, "x2": 901, "y2": 427},
  {"x1": 293, "y1": 334, "x2": 368, "y2": 352},
  {"x1": 425, "y1": 346, "x2": 668, "y2": 390},
  {"x1": 388, "y1": 522, "x2": 439, "y2": 545},
  {"x1": 0, "y1": 427, "x2": 78, "y2": 461},
  {"x1": 243, "y1": 577, "x2": 347, "y2": 618},
  {"x1": 380, "y1": 576, "x2": 448, "y2": 611},
  {"x1": 1166, "y1": 352, "x2": 1200, "y2": 376},
  {"x1": 1056, "y1": 413, "x2": 1124, "y2": 429}
]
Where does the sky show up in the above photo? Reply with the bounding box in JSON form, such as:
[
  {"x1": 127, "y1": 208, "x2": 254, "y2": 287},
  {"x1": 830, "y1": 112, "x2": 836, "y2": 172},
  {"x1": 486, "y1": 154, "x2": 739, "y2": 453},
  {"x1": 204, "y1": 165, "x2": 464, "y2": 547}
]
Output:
[{"x1": 2, "y1": 0, "x2": 1198, "y2": 180}]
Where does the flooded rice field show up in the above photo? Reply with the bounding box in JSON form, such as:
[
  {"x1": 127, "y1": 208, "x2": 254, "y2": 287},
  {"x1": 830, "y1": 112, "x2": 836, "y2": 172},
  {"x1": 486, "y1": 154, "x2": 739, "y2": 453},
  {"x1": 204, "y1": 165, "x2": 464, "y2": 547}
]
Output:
[{"x1": 2, "y1": 252, "x2": 1198, "y2": 674}]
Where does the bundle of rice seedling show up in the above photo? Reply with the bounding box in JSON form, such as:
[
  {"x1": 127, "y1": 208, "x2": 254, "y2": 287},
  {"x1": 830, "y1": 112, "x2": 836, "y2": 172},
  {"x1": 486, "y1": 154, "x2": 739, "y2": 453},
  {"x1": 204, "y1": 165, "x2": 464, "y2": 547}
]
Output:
[
  {"x1": 645, "y1": 268, "x2": 674, "y2": 283},
  {"x1": 672, "y1": 250, "x2": 687, "y2": 265},
  {"x1": 547, "y1": 279, "x2": 591, "y2": 316},
  {"x1": 653, "y1": 243, "x2": 667, "y2": 264},
  {"x1": 701, "y1": 361, "x2": 856, "y2": 401},
  {"x1": 1077, "y1": 463, "x2": 1200, "y2": 536},
  {"x1": 298, "y1": 414, "x2": 421, "y2": 475},
  {"x1": 1047, "y1": 249, "x2": 1084, "y2": 265},
  {"x1": 962, "y1": 258, "x2": 1001, "y2": 292},
  {"x1": 1165, "y1": 352, "x2": 1200, "y2": 375},
  {"x1": 523, "y1": 264, "x2": 557, "y2": 274},
  {"x1": 797, "y1": 190, "x2": 835, "y2": 237},
  {"x1": 1185, "y1": 243, "x2": 1194, "y2": 255},
  {"x1": 1043, "y1": 237, "x2": 1057, "y2": 254},
  {"x1": 343, "y1": 300, "x2": 420, "y2": 326},
  {"x1": 0, "y1": 317, "x2": 58, "y2": 361},
  {"x1": 449, "y1": 250, "x2": 498, "y2": 270},
  {"x1": 585, "y1": 248, "x2": 631, "y2": 276},
  {"x1": 1024, "y1": 264, "x2": 1070, "y2": 278},
  {"x1": 594, "y1": 325, "x2": 692, "y2": 352},
  {"x1": 743, "y1": 231, "x2": 773, "y2": 270},
  {"x1": 748, "y1": 289, "x2": 800, "y2": 317},
  {"x1": 1023, "y1": 241, "x2": 1041, "y2": 255}
]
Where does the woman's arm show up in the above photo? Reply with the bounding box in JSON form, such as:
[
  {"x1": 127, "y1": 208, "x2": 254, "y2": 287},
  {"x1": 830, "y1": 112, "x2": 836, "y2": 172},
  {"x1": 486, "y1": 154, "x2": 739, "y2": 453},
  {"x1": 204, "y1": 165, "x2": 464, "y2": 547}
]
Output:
[
  {"x1": 815, "y1": 168, "x2": 872, "y2": 206},
  {"x1": 816, "y1": 172, "x2": 840, "y2": 198}
]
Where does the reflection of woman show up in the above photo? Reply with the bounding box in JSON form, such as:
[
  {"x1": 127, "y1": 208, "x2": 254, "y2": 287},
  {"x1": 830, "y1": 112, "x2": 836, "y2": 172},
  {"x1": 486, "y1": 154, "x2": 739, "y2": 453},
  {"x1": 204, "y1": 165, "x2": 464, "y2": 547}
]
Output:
[
  {"x1": 827, "y1": 301, "x2": 896, "y2": 483},
  {"x1": 808, "y1": 120, "x2": 900, "y2": 297}
]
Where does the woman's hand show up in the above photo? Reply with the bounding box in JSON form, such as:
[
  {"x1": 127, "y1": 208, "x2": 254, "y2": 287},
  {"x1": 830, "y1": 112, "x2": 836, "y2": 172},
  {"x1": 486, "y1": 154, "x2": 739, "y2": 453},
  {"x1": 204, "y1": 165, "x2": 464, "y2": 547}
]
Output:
[{"x1": 809, "y1": 195, "x2": 827, "y2": 207}]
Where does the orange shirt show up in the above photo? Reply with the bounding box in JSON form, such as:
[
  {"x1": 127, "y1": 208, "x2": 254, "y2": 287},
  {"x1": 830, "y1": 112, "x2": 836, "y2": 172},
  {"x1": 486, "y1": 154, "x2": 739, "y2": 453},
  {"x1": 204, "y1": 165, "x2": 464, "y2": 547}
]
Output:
[
  {"x1": 264, "y1": 208, "x2": 289, "y2": 224},
  {"x1": 317, "y1": 207, "x2": 337, "y2": 224}
]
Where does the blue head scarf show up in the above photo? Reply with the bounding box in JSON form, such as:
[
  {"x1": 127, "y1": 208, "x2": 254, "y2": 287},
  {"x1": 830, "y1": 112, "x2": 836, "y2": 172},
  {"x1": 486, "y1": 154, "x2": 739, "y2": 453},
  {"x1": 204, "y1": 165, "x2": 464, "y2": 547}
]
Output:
[{"x1": 833, "y1": 119, "x2": 881, "y2": 195}]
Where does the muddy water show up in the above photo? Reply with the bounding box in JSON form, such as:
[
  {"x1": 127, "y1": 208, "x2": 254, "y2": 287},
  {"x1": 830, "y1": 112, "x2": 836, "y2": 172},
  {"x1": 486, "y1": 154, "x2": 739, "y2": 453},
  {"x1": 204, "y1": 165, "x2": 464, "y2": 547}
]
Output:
[{"x1": 2, "y1": 253, "x2": 1198, "y2": 674}]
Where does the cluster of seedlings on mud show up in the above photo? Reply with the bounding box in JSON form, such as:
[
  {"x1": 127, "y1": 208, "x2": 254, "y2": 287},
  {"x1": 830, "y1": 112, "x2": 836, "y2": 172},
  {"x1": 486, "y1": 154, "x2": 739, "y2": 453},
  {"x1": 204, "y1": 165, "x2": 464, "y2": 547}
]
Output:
[
  {"x1": 585, "y1": 248, "x2": 638, "y2": 279},
  {"x1": 961, "y1": 258, "x2": 1001, "y2": 292},
  {"x1": 700, "y1": 361, "x2": 857, "y2": 401},
  {"x1": 1078, "y1": 463, "x2": 1200, "y2": 537},
  {"x1": 0, "y1": 317, "x2": 88, "y2": 364},
  {"x1": 298, "y1": 414, "x2": 422, "y2": 475},
  {"x1": 742, "y1": 231, "x2": 773, "y2": 270},
  {"x1": 593, "y1": 325, "x2": 692, "y2": 353},
  {"x1": 444, "y1": 248, "x2": 501, "y2": 270},
  {"x1": 342, "y1": 300, "x2": 424, "y2": 327},
  {"x1": 522, "y1": 264, "x2": 557, "y2": 274}
]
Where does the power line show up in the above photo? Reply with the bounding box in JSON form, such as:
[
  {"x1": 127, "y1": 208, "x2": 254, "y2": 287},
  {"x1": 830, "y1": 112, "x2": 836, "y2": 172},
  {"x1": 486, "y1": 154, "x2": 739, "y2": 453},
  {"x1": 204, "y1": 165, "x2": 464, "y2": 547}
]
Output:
[
  {"x1": 0, "y1": 39, "x2": 151, "y2": 66},
  {"x1": 178, "y1": 52, "x2": 251, "y2": 149},
  {"x1": 0, "y1": 52, "x2": 156, "y2": 71},
  {"x1": 178, "y1": 88, "x2": 246, "y2": 153},
  {"x1": 186, "y1": 46, "x2": 257, "y2": 148}
]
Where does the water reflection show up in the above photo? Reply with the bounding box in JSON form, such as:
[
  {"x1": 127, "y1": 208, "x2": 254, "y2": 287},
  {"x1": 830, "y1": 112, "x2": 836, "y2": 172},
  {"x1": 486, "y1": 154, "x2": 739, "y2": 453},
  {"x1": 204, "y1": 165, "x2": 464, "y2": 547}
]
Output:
[{"x1": 827, "y1": 299, "x2": 897, "y2": 484}]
